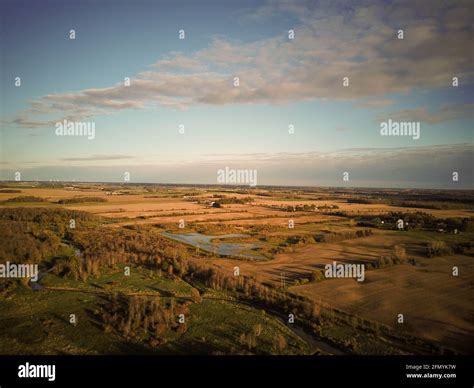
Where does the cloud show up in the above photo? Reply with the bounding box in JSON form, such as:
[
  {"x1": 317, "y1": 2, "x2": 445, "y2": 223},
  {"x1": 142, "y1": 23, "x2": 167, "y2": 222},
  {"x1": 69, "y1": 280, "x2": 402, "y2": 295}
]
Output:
[
  {"x1": 3, "y1": 144, "x2": 472, "y2": 189},
  {"x1": 9, "y1": 117, "x2": 58, "y2": 129},
  {"x1": 354, "y1": 99, "x2": 395, "y2": 109},
  {"x1": 6, "y1": 0, "x2": 474, "y2": 128},
  {"x1": 377, "y1": 103, "x2": 474, "y2": 124},
  {"x1": 60, "y1": 154, "x2": 135, "y2": 162}
]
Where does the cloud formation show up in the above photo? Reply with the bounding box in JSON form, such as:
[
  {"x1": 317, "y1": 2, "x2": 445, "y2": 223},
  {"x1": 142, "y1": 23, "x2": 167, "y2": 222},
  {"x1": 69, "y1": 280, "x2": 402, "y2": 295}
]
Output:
[
  {"x1": 377, "y1": 103, "x2": 474, "y2": 124},
  {"x1": 2, "y1": 143, "x2": 471, "y2": 189},
  {"x1": 60, "y1": 154, "x2": 134, "y2": 162},
  {"x1": 7, "y1": 0, "x2": 474, "y2": 128}
]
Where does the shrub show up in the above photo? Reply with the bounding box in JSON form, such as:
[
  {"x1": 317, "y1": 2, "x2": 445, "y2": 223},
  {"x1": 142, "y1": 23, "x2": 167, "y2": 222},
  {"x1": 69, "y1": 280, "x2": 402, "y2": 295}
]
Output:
[
  {"x1": 391, "y1": 245, "x2": 406, "y2": 263},
  {"x1": 426, "y1": 240, "x2": 452, "y2": 257},
  {"x1": 5, "y1": 196, "x2": 47, "y2": 202},
  {"x1": 58, "y1": 196, "x2": 107, "y2": 204}
]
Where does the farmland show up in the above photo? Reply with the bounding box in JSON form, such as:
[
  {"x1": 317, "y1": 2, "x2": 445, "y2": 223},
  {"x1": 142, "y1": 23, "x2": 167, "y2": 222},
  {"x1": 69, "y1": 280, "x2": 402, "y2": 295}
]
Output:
[{"x1": 0, "y1": 182, "x2": 473, "y2": 355}]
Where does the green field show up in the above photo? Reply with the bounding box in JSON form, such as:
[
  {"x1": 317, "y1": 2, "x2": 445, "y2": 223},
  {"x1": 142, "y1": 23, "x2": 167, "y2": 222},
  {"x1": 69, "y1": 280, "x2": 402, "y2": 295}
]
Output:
[{"x1": 0, "y1": 266, "x2": 313, "y2": 355}]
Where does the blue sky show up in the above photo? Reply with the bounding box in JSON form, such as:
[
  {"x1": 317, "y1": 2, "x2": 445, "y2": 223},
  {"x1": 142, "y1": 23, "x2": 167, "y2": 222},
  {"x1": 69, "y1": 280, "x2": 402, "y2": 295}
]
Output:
[{"x1": 1, "y1": 0, "x2": 472, "y2": 188}]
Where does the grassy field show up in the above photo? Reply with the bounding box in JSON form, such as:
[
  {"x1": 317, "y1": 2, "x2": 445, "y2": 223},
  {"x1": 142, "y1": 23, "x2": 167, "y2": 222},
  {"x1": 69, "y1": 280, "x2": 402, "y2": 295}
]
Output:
[
  {"x1": 0, "y1": 267, "x2": 313, "y2": 355},
  {"x1": 291, "y1": 255, "x2": 474, "y2": 353}
]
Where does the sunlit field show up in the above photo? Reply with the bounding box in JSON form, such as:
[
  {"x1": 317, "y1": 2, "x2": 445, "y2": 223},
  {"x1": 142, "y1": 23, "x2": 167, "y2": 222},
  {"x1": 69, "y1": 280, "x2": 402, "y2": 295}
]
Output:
[{"x1": 1, "y1": 182, "x2": 472, "y2": 355}]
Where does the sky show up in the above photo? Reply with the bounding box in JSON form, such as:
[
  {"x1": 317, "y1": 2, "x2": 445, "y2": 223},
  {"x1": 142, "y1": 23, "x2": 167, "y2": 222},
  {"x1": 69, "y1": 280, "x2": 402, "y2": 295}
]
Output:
[{"x1": 0, "y1": 0, "x2": 473, "y2": 189}]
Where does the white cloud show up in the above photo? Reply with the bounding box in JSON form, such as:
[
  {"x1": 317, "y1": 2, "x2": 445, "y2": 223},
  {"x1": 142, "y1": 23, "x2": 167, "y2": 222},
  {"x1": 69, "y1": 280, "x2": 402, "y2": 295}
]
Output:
[
  {"x1": 2, "y1": 144, "x2": 472, "y2": 189},
  {"x1": 377, "y1": 104, "x2": 474, "y2": 124},
  {"x1": 7, "y1": 0, "x2": 473, "y2": 128}
]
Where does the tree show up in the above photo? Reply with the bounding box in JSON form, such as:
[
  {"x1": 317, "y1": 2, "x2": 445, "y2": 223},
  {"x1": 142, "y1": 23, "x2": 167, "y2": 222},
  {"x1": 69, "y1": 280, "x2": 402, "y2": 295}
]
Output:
[
  {"x1": 275, "y1": 334, "x2": 287, "y2": 353},
  {"x1": 253, "y1": 324, "x2": 262, "y2": 337}
]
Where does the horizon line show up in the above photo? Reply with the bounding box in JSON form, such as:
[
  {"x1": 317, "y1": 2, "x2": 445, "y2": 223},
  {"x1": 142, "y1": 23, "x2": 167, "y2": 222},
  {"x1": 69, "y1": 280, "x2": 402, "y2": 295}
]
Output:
[{"x1": 1, "y1": 180, "x2": 473, "y2": 192}]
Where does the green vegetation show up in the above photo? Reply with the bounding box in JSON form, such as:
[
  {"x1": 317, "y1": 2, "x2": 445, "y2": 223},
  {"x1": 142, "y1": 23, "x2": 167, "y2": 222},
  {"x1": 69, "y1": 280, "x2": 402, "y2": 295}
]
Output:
[
  {"x1": 0, "y1": 272, "x2": 312, "y2": 355},
  {"x1": 58, "y1": 197, "x2": 108, "y2": 204},
  {"x1": 4, "y1": 195, "x2": 47, "y2": 203},
  {"x1": 1, "y1": 184, "x2": 472, "y2": 355}
]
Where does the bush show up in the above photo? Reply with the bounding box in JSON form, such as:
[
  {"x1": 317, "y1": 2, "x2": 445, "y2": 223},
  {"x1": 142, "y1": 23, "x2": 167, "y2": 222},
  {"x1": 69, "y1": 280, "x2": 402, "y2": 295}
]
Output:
[
  {"x1": 391, "y1": 245, "x2": 406, "y2": 263},
  {"x1": 5, "y1": 196, "x2": 47, "y2": 202},
  {"x1": 310, "y1": 271, "x2": 325, "y2": 282},
  {"x1": 317, "y1": 229, "x2": 373, "y2": 243},
  {"x1": 426, "y1": 240, "x2": 452, "y2": 257},
  {"x1": 58, "y1": 196, "x2": 107, "y2": 204}
]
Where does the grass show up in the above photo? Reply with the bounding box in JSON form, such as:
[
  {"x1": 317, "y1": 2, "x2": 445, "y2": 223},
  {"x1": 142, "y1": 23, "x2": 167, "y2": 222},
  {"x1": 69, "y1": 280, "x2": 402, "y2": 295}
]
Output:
[
  {"x1": 404, "y1": 229, "x2": 474, "y2": 244},
  {"x1": 0, "y1": 286, "x2": 127, "y2": 355},
  {"x1": 2, "y1": 183, "x2": 473, "y2": 355},
  {"x1": 290, "y1": 256, "x2": 474, "y2": 354},
  {"x1": 158, "y1": 299, "x2": 313, "y2": 355},
  {"x1": 0, "y1": 265, "x2": 312, "y2": 355},
  {"x1": 0, "y1": 202, "x2": 57, "y2": 208},
  {"x1": 41, "y1": 265, "x2": 194, "y2": 297}
]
